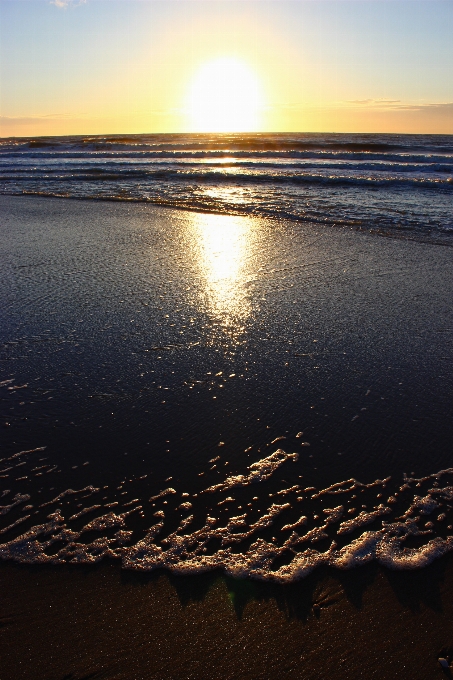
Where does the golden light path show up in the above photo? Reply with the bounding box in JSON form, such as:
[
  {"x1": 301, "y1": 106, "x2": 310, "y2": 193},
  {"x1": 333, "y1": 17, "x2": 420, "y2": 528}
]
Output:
[
  {"x1": 187, "y1": 212, "x2": 256, "y2": 343},
  {"x1": 187, "y1": 57, "x2": 264, "y2": 133}
]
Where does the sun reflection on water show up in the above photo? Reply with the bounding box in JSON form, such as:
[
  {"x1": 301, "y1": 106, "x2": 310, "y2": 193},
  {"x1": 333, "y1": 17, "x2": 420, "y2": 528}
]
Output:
[{"x1": 187, "y1": 212, "x2": 255, "y2": 342}]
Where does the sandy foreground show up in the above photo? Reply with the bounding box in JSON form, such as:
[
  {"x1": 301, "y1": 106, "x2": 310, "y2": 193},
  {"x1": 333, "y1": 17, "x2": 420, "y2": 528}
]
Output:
[
  {"x1": 2, "y1": 557, "x2": 453, "y2": 679},
  {"x1": 0, "y1": 195, "x2": 453, "y2": 679}
]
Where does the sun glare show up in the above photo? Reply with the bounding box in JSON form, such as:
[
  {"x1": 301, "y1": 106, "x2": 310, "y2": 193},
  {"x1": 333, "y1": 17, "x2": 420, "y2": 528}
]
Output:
[{"x1": 187, "y1": 57, "x2": 264, "y2": 133}]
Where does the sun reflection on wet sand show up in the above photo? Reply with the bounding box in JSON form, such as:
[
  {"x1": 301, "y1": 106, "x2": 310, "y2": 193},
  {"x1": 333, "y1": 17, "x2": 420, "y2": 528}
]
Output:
[{"x1": 187, "y1": 212, "x2": 255, "y2": 342}]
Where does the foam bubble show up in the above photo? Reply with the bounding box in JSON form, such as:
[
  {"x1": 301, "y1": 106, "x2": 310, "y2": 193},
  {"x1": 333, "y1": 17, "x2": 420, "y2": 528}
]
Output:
[
  {"x1": 2, "y1": 446, "x2": 453, "y2": 582},
  {"x1": 0, "y1": 493, "x2": 31, "y2": 516},
  {"x1": 337, "y1": 505, "x2": 391, "y2": 535},
  {"x1": 149, "y1": 488, "x2": 177, "y2": 502},
  {"x1": 204, "y1": 449, "x2": 298, "y2": 493}
]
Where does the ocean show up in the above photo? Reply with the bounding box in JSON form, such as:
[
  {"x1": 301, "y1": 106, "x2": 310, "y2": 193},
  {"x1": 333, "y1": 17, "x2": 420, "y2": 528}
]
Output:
[
  {"x1": 0, "y1": 132, "x2": 452, "y2": 585},
  {"x1": 1, "y1": 132, "x2": 452, "y2": 242}
]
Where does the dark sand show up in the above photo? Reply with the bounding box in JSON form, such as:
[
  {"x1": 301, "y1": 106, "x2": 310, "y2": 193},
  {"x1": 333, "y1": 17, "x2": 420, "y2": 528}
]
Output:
[
  {"x1": 2, "y1": 558, "x2": 453, "y2": 679},
  {"x1": 1, "y1": 195, "x2": 453, "y2": 679}
]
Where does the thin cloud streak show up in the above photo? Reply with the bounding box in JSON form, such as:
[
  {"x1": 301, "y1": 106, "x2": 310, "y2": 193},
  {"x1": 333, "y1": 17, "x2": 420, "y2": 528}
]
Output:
[
  {"x1": 344, "y1": 100, "x2": 453, "y2": 112},
  {"x1": 1, "y1": 114, "x2": 82, "y2": 125},
  {"x1": 50, "y1": 0, "x2": 86, "y2": 8}
]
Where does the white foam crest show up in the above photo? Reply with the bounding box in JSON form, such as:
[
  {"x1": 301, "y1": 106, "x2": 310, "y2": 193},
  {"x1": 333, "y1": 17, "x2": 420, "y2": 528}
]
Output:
[
  {"x1": 406, "y1": 468, "x2": 453, "y2": 484},
  {"x1": 0, "y1": 466, "x2": 13, "y2": 475},
  {"x1": 204, "y1": 449, "x2": 298, "y2": 493},
  {"x1": 0, "y1": 493, "x2": 31, "y2": 516},
  {"x1": 81, "y1": 508, "x2": 139, "y2": 532},
  {"x1": 40, "y1": 485, "x2": 99, "y2": 507},
  {"x1": 68, "y1": 504, "x2": 102, "y2": 521},
  {"x1": 281, "y1": 516, "x2": 308, "y2": 532},
  {"x1": 295, "y1": 526, "x2": 330, "y2": 545},
  {"x1": 430, "y1": 486, "x2": 453, "y2": 501},
  {"x1": 401, "y1": 494, "x2": 439, "y2": 519},
  {"x1": 2, "y1": 447, "x2": 46, "y2": 463},
  {"x1": 311, "y1": 476, "x2": 391, "y2": 500},
  {"x1": 323, "y1": 506, "x2": 345, "y2": 525},
  {"x1": 149, "y1": 488, "x2": 177, "y2": 502},
  {"x1": 276, "y1": 485, "x2": 300, "y2": 496},
  {"x1": 2, "y1": 445, "x2": 453, "y2": 581},
  {"x1": 0, "y1": 507, "x2": 139, "y2": 565},
  {"x1": 217, "y1": 504, "x2": 291, "y2": 546},
  {"x1": 337, "y1": 505, "x2": 391, "y2": 535},
  {"x1": 0, "y1": 515, "x2": 31, "y2": 535}
]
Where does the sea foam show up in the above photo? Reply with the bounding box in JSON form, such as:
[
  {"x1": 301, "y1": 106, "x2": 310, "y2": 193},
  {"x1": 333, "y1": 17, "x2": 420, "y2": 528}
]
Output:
[{"x1": 1, "y1": 442, "x2": 453, "y2": 582}]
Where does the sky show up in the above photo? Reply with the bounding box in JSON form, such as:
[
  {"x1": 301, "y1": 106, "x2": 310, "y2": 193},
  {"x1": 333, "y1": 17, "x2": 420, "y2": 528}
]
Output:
[{"x1": 0, "y1": 0, "x2": 452, "y2": 136}]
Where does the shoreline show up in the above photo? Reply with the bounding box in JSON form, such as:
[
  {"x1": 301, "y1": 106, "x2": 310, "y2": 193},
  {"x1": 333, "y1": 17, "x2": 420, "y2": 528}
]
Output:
[{"x1": 3, "y1": 190, "x2": 453, "y2": 248}]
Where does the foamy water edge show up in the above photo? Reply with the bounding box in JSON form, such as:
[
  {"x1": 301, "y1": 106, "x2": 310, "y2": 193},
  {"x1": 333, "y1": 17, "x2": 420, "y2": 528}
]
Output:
[{"x1": 2, "y1": 439, "x2": 453, "y2": 582}]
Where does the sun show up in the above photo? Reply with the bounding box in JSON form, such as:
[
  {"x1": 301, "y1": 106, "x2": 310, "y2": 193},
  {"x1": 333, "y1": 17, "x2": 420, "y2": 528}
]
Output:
[{"x1": 187, "y1": 57, "x2": 264, "y2": 133}]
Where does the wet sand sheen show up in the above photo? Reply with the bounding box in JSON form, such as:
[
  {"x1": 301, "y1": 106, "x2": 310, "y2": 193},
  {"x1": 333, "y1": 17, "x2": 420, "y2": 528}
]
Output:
[{"x1": 0, "y1": 195, "x2": 453, "y2": 677}]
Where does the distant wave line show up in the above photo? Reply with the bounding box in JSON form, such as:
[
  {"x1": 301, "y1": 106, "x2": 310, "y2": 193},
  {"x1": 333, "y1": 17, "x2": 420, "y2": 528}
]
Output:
[{"x1": 1, "y1": 169, "x2": 451, "y2": 190}]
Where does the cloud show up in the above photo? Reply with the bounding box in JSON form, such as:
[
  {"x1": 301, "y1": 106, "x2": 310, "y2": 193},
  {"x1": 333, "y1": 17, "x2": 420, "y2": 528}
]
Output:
[
  {"x1": 51, "y1": 0, "x2": 86, "y2": 8},
  {"x1": 380, "y1": 101, "x2": 453, "y2": 112},
  {"x1": 1, "y1": 116, "x2": 48, "y2": 126},
  {"x1": 0, "y1": 114, "x2": 79, "y2": 126},
  {"x1": 413, "y1": 102, "x2": 453, "y2": 111},
  {"x1": 345, "y1": 99, "x2": 453, "y2": 113},
  {"x1": 347, "y1": 99, "x2": 374, "y2": 105},
  {"x1": 346, "y1": 99, "x2": 401, "y2": 106}
]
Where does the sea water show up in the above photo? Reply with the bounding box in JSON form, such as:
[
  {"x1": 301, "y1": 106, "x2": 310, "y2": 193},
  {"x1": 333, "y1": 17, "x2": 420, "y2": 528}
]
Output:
[{"x1": 1, "y1": 132, "x2": 452, "y2": 243}]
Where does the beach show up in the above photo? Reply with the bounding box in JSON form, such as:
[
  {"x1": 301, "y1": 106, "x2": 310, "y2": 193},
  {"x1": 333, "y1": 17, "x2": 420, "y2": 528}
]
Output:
[
  {"x1": 1, "y1": 0, "x2": 452, "y2": 669},
  {"x1": 2, "y1": 556, "x2": 453, "y2": 679},
  {"x1": 1, "y1": 193, "x2": 453, "y2": 678}
]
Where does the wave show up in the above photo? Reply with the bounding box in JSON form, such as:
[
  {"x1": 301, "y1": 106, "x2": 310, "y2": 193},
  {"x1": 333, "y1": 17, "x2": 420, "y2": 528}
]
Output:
[
  {"x1": 1, "y1": 132, "x2": 452, "y2": 156},
  {"x1": 2, "y1": 150, "x2": 453, "y2": 166},
  {"x1": 1, "y1": 442, "x2": 453, "y2": 581},
  {"x1": 1, "y1": 168, "x2": 452, "y2": 189},
  {"x1": 1, "y1": 159, "x2": 452, "y2": 173}
]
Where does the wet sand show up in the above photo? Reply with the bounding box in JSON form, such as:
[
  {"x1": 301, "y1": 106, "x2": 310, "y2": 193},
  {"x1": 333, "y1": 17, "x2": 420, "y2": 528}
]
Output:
[
  {"x1": 1, "y1": 195, "x2": 453, "y2": 678},
  {"x1": 2, "y1": 557, "x2": 453, "y2": 679}
]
